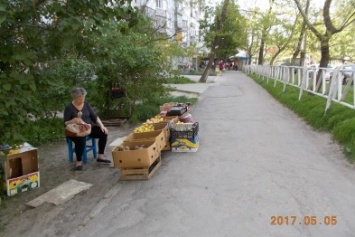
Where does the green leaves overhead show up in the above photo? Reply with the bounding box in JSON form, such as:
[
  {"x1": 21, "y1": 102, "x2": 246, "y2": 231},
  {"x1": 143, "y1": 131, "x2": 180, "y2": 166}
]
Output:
[
  {"x1": 200, "y1": 0, "x2": 247, "y2": 61},
  {"x1": 0, "y1": 0, "x2": 140, "y2": 144},
  {"x1": 2, "y1": 83, "x2": 11, "y2": 91}
]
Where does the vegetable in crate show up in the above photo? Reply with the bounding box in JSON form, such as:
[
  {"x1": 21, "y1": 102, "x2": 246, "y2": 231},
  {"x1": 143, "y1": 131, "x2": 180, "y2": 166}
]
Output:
[{"x1": 134, "y1": 123, "x2": 154, "y2": 133}]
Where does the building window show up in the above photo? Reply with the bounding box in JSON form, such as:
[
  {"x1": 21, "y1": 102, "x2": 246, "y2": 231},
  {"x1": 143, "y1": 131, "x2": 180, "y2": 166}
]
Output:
[
  {"x1": 156, "y1": 0, "x2": 162, "y2": 8},
  {"x1": 166, "y1": 12, "x2": 172, "y2": 28}
]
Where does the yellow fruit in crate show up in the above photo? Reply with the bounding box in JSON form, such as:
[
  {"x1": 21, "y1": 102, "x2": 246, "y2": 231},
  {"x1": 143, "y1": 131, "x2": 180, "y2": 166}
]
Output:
[
  {"x1": 148, "y1": 115, "x2": 164, "y2": 123},
  {"x1": 134, "y1": 123, "x2": 154, "y2": 133},
  {"x1": 8, "y1": 149, "x2": 20, "y2": 155}
]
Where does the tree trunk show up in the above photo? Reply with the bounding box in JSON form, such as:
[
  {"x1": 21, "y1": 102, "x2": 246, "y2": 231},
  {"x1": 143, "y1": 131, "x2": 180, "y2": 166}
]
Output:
[
  {"x1": 291, "y1": 1, "x2": 309, "y2": 66},
  {"x1": 270, "y1": 48, "x2": 281, "y2": 66},
  {"x1": 199, "y1": 53, "x2": 215, "y2": 83},
  {"x1": 315, "y1": 37, "x2": 330, "y2": 91},
  {"x1": 258, "y1": 38, "x2": 265, "y2": 65},
  {"x1": 258, "y1": 0, "x2": 274, "y2": 65},
  {"x1": 247, "y1": 32, "x2": 254, "y2": 65},
  {"x1": 199, "y1": 0, "x2": 229, "y2": 82},
  {"x1": 247, "y1": 48, "x2": 253, "y2": 65}
]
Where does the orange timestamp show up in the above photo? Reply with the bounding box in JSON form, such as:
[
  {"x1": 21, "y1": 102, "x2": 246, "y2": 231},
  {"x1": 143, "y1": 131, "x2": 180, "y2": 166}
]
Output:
[{"x1": 270, "y1": 215, "x2": 337, "y2": 226}]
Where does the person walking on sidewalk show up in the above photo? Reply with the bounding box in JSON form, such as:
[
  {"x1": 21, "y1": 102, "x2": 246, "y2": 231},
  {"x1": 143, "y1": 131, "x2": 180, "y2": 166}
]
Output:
[{"x1": 64, "y1": 87, "x2": 111, "y2": 171}]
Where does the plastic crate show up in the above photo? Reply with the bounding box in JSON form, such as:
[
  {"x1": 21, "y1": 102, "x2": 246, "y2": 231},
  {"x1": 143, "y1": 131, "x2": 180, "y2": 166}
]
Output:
[
  {"x1": 170, "y1": 122, "x2": 199, "y2": 139},
  {"x1": 166, "y1": 106, "x2": 187, "y2": 116}
]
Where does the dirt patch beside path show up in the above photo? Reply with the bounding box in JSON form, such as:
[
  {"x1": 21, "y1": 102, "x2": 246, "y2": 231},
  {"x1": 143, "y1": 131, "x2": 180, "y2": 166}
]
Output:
[{"x1": 0, "y1": 124, "x2": 133, "y2": 236}]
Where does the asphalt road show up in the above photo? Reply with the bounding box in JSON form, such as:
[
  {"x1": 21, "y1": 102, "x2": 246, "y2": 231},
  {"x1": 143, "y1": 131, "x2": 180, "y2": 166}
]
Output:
[{"x1": 70, "y1": 70, "x2": 355, "y2": 237}]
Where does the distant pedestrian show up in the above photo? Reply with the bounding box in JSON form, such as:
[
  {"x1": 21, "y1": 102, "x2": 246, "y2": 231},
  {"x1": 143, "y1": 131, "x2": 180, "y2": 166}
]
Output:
[{"x1": 218, "y1": 60, "x2": 224, "y2": 71}]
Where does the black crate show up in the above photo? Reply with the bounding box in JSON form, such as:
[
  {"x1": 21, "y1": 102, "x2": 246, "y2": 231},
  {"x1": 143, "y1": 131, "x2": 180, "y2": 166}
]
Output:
[
  {"x1": 166, "y1": 106, "x2": 187, "y2": 116},
  {"x1": 170, "y1": 122, "x2": 199, "y2": 139}
]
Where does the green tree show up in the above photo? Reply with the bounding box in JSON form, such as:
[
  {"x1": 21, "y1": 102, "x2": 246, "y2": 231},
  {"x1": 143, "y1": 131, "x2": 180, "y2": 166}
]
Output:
[
  {"x1": 199, "y1": 0, "x2": 247, "y2": 82},
  {"x1": 0, "y1": 0, "x2": 138, "y2": 145},
  {"x1": 88, "y1": 19, "x2": 167, "y2": 120},
  {"x1": 268, "y1": 13, "x2": 299, "y2": 65},
  {"x1": 293, "y1": 0, "x2": 355, "y2": 90}
]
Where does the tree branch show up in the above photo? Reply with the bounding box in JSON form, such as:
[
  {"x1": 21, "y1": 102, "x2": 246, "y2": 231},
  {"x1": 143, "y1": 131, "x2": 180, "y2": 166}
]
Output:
[
  {"x1": 323, "y1": 0, "x2": 339, "y2": 34},
  {"x1": 293, "y1": 0, "x2": 322, "y2": 39},
  {"x1": 33, "y1": 0, "x2": 47, "y2": 8}
]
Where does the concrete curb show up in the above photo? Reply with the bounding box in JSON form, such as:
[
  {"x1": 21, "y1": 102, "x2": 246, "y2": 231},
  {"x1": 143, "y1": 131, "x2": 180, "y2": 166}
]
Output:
[{"x1": 171, "y1": 88, "x2": 201, "y2": 95}]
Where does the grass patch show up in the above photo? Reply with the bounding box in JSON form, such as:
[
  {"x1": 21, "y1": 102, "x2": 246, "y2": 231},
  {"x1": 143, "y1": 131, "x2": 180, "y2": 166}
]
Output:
[
  {"x1": 333, "y1": 118, "x2": 355, "y2": 143},
  {"x1": 180, "y1": 69, "x2": 217, "y2": 76},
  {"x1": 163, "y1": 76, "x2": 196, "y2": 84},
  {"x1": 251, "y1": 73, "x2": 355, "y2": 163}
]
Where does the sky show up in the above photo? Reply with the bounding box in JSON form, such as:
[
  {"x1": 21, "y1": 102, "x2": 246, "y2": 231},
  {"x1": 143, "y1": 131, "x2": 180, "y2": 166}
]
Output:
[
  {"x1": 208, "y1": 0, "x2": 269, "y2": 9},
  {"x1": 210, "y1": 0, "x2": 325, "y2": 11}
]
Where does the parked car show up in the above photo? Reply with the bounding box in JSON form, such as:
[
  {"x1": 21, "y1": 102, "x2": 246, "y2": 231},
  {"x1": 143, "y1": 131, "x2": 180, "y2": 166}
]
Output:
[
  {"x1": 319, "y1": 64, "x2": 334, "y2": 81},
  {"x1": 307, "y1": 64, "x2": 334, "y2": 81},
  {"x1": 334, "y1": 64, "x2": 355, "y2": 85}
]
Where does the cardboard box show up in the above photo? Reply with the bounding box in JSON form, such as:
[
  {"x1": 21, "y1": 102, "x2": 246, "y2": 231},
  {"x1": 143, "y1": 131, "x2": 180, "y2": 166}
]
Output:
[
  {"x1": 124, "y1": 129, "x2": 166, "y2": 152},
  {"x1": 153, "y1": 115, "x2": 179, "y2": 125},
  {"x1": 3, "y1": 172, "x2": 40, "y2": 197},
  {"x1": 162, "y1": 142, "x2": 171, "y2": 151},
  {"x1": 1, "y1": 143, "x2": 40, "y2": 196},
  {"x1": 112, "y1": 140, "x2": 160, "y2": 168},
  {"x1": 170, "y1": 135, "x2": 199, "y2": 152},
  {"x1": 153, "y1": 123, "x2": 170, "y2": 141}
]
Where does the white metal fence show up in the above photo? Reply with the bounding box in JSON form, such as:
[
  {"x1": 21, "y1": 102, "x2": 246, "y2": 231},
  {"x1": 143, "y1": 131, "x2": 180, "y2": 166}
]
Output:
[{"x1": 243, "y1": 65, "x2": 355, "y2": 112}]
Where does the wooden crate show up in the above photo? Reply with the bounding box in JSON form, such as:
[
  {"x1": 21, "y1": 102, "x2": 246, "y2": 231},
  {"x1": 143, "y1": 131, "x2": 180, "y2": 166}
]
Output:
[{"x1": 119, "y1": 156, "x2": 162, "y2": 181}]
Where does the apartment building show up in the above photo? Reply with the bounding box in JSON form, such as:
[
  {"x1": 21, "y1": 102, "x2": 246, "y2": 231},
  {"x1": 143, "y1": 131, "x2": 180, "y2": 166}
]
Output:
[{"x1": 131, "y1": 0, "x2": 206, "y2": 69}]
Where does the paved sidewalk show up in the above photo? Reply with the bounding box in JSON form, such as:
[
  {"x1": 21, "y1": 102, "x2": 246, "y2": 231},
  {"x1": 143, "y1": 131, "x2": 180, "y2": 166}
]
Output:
[
  {"x1": 166, "y1": 73, "x2": 222, "y2": 96},
  {"x1": 2, "y1": 70, "x2": 355, "y2": 237}
]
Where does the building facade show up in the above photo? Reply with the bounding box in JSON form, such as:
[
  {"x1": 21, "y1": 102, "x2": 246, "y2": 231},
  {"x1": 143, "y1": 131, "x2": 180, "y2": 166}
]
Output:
[{"x1": 131, "y1": 0, "x2": 206, "y2": 69}]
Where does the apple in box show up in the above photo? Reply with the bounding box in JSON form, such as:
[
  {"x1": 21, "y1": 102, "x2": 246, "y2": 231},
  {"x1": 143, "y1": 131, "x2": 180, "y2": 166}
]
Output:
[{"x1": 112, "y1": 140, "x2": 160, "y2": 169}]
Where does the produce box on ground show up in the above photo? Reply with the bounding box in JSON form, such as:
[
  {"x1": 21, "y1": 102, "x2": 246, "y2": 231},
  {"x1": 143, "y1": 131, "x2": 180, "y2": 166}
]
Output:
[
  {"x1": 170, "y1": 122, "x2": 199, "y2": 139},
  {"x1": 120, "y1": 156, "x2": 162, "y2": 181},
  {"x1": 3, "y1": 172, "x2": 40, "y2": 197},
  {"x1": 124, "y1": 129, "x2": 166, "y2": 152},
  {"x1": 162, "y1": 142, "x2": 171, "y2": 151},
  {"x1": 153, "y1": 123, "x2": 170, "y2": 140},
  {"x1": 112, "y1": 140, "x2": 160, "y2": 168},
  {"x1": 1, "y1": 143, "x2": 40, "y2": 196},
  {"x1": 134, "y1": 123, "x2": 170, "y2": 140},
  {"x1": 170, "y1": 135, "x2": 199, "y2": 152},
  {"x1": 147, "y1": 115, "x2": 178, "y2": 125}
]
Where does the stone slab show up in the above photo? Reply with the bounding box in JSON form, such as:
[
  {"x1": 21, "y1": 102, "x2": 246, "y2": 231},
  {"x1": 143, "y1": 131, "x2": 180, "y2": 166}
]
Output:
[{"x1": 26, "y1": 179, "x2": 92, "y2": 208}]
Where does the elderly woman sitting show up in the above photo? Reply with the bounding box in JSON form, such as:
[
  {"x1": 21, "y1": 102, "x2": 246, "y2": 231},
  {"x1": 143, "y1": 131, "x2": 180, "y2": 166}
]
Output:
[{"x1": 64, "y1": 87, "x2": 111, "y2": 171}]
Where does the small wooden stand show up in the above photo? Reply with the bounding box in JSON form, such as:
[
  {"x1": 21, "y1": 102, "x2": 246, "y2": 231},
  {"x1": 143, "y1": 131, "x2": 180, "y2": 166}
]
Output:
[{"x1": 119, "y1": 156, "x2": 161, "y2": 181}]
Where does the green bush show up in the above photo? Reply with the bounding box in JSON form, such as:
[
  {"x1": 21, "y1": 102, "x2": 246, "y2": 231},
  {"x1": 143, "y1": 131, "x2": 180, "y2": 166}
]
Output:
[{"x1": 20, "y1": 118, "x2": 65, "y2": 147}]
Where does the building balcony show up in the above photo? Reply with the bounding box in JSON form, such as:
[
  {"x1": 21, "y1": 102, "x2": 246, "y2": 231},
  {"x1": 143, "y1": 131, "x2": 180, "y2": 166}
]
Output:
[
  {"x1": 143, "y1": 6, "x2": 155, "y2": 18},
  {"x1": 155, "y1": 8, "x2": 167, "y2": 18}
]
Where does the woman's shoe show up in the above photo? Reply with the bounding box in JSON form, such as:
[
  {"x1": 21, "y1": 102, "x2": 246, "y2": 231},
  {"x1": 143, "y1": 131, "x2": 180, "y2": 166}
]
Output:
[
  {"x1": 74, "y1": 165, "x2": 83, "y2": 171},
  {"x1": 97, "y1": 158, "x2": 111, "y2": 164}
]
